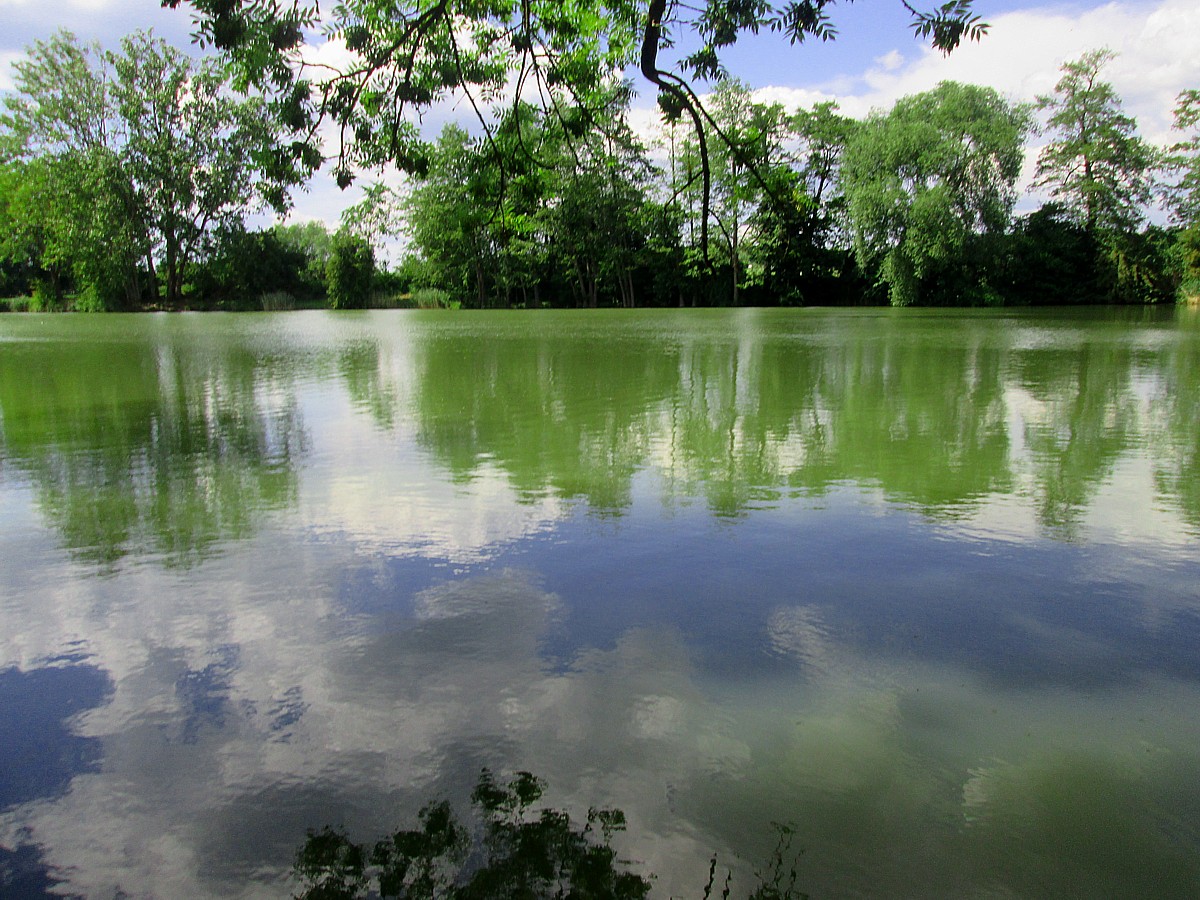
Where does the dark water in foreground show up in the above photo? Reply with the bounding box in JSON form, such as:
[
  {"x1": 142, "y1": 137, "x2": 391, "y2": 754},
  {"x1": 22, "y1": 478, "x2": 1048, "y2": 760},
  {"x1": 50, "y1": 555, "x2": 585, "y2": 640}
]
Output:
[{"x1": 1, "y1": 307, "x2": 1198, "y2": 898}]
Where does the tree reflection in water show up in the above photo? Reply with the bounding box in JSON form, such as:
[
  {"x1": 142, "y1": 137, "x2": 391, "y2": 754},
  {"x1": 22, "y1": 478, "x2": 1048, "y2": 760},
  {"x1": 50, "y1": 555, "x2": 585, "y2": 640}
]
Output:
[
  {"x1": 0, "y1": 320, "x2": 308, "y2": 568},
  {"x1": 294, "y1": 769, "x2": 808, "y2": 900}
]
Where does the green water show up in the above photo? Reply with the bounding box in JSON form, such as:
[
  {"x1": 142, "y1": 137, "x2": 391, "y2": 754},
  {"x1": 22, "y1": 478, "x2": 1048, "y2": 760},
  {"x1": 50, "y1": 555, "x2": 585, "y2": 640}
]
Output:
[{"x1": 1, "y1": 308, "x2": 1198, "y2": 897}]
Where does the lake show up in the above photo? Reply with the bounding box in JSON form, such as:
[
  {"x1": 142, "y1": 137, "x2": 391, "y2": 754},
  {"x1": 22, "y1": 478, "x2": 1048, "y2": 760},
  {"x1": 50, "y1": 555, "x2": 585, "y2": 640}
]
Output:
[{"x1": 1, "y1": 307, "x2": 1199, "y2": 898}]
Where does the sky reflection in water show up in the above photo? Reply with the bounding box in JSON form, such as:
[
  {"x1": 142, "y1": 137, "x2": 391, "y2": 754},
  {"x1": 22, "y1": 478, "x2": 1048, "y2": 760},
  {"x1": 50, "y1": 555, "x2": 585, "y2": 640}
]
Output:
[{"x1": 1, "y1": 308, "x2": 1198, "y2": 898}]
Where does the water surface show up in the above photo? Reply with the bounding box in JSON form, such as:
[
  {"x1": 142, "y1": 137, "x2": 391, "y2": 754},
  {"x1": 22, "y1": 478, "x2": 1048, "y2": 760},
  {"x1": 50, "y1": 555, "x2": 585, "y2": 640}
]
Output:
[{"x1": 1, "y1": 308, "x2": 1198, "y2": 897}]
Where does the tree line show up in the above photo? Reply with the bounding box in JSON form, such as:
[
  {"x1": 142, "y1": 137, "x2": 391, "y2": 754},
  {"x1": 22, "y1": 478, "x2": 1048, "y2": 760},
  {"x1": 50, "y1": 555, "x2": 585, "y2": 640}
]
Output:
[
  {"x1": 390, "y1": 49, "x2": 1199, "y2": 309},
  {"x1": 0, "y1": 31, "x2": 387, "y2": 311},
  {"x1": 2, "y1": 23, "x2": 1199, "y2": 310}
]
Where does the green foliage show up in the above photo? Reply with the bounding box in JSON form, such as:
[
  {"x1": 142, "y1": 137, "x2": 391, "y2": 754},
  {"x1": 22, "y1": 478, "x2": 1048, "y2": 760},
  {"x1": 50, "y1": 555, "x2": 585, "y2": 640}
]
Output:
[
  {"x1": 275, "y1": 220, "x2": 334, "y2": 263},
  {"x1": 0, "y1": 37, "x2": 146, "y2": 310},
  {"x1": 0, "y1": 30, "x2": 113, "y2": 156},
  {"x1": 0, "y1": 29, "x2": 291, "y2": 310},
  {"x1": 326, "y1": 232, "x2": 376, "y2": 309},
  {"x1": 411, "y1": 287, "x2": 458, "y2": 309},
  {"x1": 113, "y1": 31, "x2": 286, "y2": 306},
  {"x1": 1000, "y1": 204, "x2": 1105, "y2": 305},
  {"x1": 293, "y1": 770, "x2": 651, "y2": 900},
  {"x1": 401, "y1": 124, "x2": 501, "y2": 308},
  {"x1": 1105, "y1": 226, "x2": 1179, "y2": 304},
  {"x1": 1174, "y1": 225, "x2": 1200, "y2": 301},
  {"x1": 0, "y1": 295, "x2": 32, "y2": 313},
  {"x1": 750, "y1": 101, "x2": 858, "y2": 304},
  {"x1": 190, "y1": 227, "x2": 311, "y2": 308},
  {"x1": 1165, "y1": 89, "x2": 1200, "y2": 231},
  {"x1": 29, "y1": 279, "x2": 65, "y2": 312},
  {"x1": 295, "y1": 802, "x2": 466, "y2": 900},
  {"x1": 341, "y1": 183, "x2": 406, "y2": 249},
  {"x1": 3, "y1": 18, "x2": 1186, "y2": 309},
  {"x1": 842, "y1": 81, "x2": 1030, "y2": 306},
  {"x1": 669, "y1": 79, "x2": 799, "y2": 304},
  {"x1": 547, "y1": 128, "x2": 656, "y2": 309},
  {"x1": 1034, "y1": 49, "x2": 1157, "y2": 237},
  {"x1": 274, "y1": 221, "x2": 335, "y2": 298},
  {"x1": 171, "y1": 0, "x2": 986, "y2": 266},
  {"x1": 0, "y1": 36, "x2": 132, "y2": 308},
  {"x1": 294, "y1": 769, "x2": 815, "y2": 899},
  {"x1": 401, "y1": 99, "x2": 666, "y2": 309}
]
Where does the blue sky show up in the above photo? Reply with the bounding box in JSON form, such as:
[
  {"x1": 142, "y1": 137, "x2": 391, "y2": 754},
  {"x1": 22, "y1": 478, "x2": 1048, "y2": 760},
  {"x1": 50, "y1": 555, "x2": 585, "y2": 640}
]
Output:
[{"x1": 3, "y1": 0, "x2": 1198, "y2": 229}]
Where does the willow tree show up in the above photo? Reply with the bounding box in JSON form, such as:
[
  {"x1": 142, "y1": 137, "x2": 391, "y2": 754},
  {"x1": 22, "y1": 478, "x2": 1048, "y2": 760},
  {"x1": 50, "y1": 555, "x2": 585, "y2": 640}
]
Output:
[
  {"x1": 165, "y1": 0, "x2": 988, "y2": 262},
  {"x1": 843, "y1": 81, "x2": 1030, "y2": 306}
]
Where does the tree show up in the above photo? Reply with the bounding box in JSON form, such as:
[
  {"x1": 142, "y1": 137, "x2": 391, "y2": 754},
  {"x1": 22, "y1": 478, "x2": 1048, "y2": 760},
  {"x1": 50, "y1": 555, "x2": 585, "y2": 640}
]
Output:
[
  {"x1": 1, "y1": 30, "x2": 289, "y2": 309},
  {"x1": 674, "y1": 80, "x2": 792, "y2": 304},
  {"x1": 402, "y1": 97, "x2": 660, "y2": 309},
  {"x1": 0, "y1": 145, "x2": 145, "y2": 313},
  {"x1": 401, "y1": 124, "x2": 500, "y2": 308},
  {"x1": 168, "y1": 0, "x2": 988, "y2": 261},
  {"x1": 542, "y1": 104, "x2": 657, "y2": 309},
  {"x1": 1166, "y1": 90, "x2": 1200, "y2": 224},
  {"x1": 275, "y1": 219, "x2": 336, "y2": 297},
  {"x1": 293, "y1": 769, "x2": 809, "y2": 899},
  {"x1": 113, "y1": 31, "x2": 284, "y2": 307},
  {"x1": 752, "y1": 101, "x2": 858, "y2": 304},
  {"x1": 1034, "y1": 49, "x2": 1157, "y2": 237},
  {"x1": 1165, "y1": 90, "x2": 1200, "y2": 300},
  {"x1": 0, "y1": 31, "x2": 113, "y2": 156},
  {"x1": 326, "y1": 231, "x2": 376, "y2": 308},
  {"x1": 341, "y1": 183, "x2": 406, "y2": 251},
  {"x1": 190, "y1": 227, "x2": 312, "y2": 307},
  {"x1": 0, "y1": 31, "x2": 145, "y2": 308},
  {"x1": 294, "y1": 770, "x2": 651, "y2": 900},
  {"x1": 842, "y1": 81, "x2": 1030, "y2": 306},
  {"x1": 0, "y1": 164, "x2": 37, "y2": 300},
  {"x1": 1000, "y1": 204, "x2": 1105, "y2": 306}
]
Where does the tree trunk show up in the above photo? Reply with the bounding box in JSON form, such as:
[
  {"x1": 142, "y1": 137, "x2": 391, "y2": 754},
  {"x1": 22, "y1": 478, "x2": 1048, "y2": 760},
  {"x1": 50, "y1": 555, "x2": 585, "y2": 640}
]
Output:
[
  {"x1": 145, "y1": 251, "x2": 160, "y2": 305},
  {"x1": 166, "y1": 240, "x2": 180, "y2": 307},
  {"x1": 731, "y1": 183, "x2": 740, "y2": 306},
  {"x1": 474, "y1": 261, "x2": 487, "y2": 308}
]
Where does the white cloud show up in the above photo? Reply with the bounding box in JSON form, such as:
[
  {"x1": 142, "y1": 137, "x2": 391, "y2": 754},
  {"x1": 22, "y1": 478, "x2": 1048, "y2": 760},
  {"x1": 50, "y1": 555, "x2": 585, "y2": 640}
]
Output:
[
  {"x1": 601, "y1": 0, "x2": 1194, "y2": 209},
  {"x1": 815, "y1": 0, "x2": 1200, "y2": 138},
  {"x1": 626, "y1": 0, "x2": 1198, "y2": 143},
  {"x1": 874, "y1": 48, "x2": 905, "y2": 73},
  {"x1": 625, "y1": 0, "x2": 1200, "y2": 203}
]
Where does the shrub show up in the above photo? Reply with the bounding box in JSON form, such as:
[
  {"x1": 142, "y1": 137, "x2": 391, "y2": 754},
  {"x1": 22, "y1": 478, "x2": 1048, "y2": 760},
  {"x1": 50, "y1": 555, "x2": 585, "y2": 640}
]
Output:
[
  {"x1": 29, "y1": 279, "x2": 64, "y2": 312},
  {"x1": 192, "y1": 229, "x2": 311, "y2": 308},
  {"x1": 326, "y1": 233, "x2": 375, "y2": 309},
  {"x1": 412, "y1": 287, "x2": 456, "y2": 309},
  {"x1": 0, "y1": 295, "x2": 35, "y2": 312}
]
